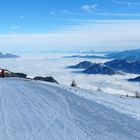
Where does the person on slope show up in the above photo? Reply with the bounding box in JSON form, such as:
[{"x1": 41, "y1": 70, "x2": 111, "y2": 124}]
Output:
[{"x1": 1, "y1": 69, "x2": 5, "y2": 78}]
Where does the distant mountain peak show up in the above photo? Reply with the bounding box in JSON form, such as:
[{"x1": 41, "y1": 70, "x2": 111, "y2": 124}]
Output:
[
  {"x1": 0, "y1": 51, "x2": 19, "y2": 58},
  {"x1": 68, "y1": 61, "x2": 93, "y2": 69},
  {"x1": 83, "y1": 63, "x2": 120, "y2": 75}
]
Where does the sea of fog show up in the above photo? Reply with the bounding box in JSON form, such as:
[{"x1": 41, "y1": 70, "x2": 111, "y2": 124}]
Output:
[{"x1": 0, "y1": 52, "x2": 139, "y2": 96}]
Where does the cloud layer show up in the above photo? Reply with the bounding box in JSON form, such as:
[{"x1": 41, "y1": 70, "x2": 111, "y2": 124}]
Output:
[{"x1": 0, "y1": 20, "x2": 140, "y2": 51}]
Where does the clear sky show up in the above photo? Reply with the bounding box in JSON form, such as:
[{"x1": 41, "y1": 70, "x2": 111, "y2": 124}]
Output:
[{"x1": 0, "y1": 0, "x2": 140, "y2": 52}]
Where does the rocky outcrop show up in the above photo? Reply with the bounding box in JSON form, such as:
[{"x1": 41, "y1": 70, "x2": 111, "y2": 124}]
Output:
[
  {"x1": 11, "y1": 73, "x2": 27, "y2": 78},
  {"x1": 0, "y1": 69, "x2": 59, "y2": 84},
  {"x1": 0, "y1": 70, "x2": 27, "y2": 78},
  {"x1": 33, "y1": 76, "x2": 59, "y2": 84}
]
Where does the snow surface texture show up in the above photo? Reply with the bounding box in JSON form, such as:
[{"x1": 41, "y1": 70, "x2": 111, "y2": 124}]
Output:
[{"x1": 0, "y1": 78, "x2": 140, "y2": 140}]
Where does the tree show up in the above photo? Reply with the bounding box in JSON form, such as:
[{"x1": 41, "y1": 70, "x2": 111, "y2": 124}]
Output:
[
  {"x1": 97, "y1": 87, "x2": 102, "y2": 92},
  {"x1": 134, "y1": 91, "x2": 140, "y2": 98},
  {"x1": 71, "y1": 80, "x2": 77, "y2": 87}
]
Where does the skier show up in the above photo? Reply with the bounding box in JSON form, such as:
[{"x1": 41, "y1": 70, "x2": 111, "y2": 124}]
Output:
[{"x1": 1, "y1": 69, "x2": 5, "y2": 78}]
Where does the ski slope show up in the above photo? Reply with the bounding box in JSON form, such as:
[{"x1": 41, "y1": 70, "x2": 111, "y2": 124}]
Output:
[{"x1": 0, "y1": 78, "x2": 140, "y2": 140}]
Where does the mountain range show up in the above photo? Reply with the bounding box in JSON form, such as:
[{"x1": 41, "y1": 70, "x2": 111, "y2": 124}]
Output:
[
  {"x1": 104, "y1": 59, "x2": 140, "y2": 74},
  {"x1": 68, "y1": 58, "x2": 140, "y2": 74},
  {"x1": 106, "y1": 48, "x2": 140, "y2": 61},
  {"x1": 65, "y1": 48, "x2": 140, "y2": 61},
  {"x1": 0, "y1": 52, "x2": 19, "y2": 58}
]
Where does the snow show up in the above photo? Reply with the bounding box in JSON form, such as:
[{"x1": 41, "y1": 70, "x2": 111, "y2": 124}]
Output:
[
  {"x1": 0, "y1": 78, "x2": 140, "y2": 140},
  {"x1": 63, "y1": 86, "x2": 140, "y2": 120}
]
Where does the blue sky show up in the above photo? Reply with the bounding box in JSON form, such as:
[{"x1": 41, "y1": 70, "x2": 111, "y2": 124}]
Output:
[{"x1": 0, "y1": 0, "x2": 140, "y2": 52}]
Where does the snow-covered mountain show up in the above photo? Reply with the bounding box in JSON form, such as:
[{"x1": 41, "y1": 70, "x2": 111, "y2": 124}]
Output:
[
  {"x1": 106, "y1": 48, "x2": 140, "y2": 61},
  {"x1": 83, "y1": 63, "x2": 120, "y2": 75},
  {"x1": 105, "y1": 59, "x2": 140, "y2": 74},
  {"x1": 68, "y1": 61, "x2": 121, "y2": 75},
  {"x1": 65, "y1": 48, "x2": 140, "y2": 61},
  {"x1": 0, "y1": 78, "x2": 140, "y2": 140},
  {"x1": 68, "y1": 61, "x2": 93, "y2": 69},
  {"x1": 68, "y1": 59, "x2": 140, "y2": 74}
]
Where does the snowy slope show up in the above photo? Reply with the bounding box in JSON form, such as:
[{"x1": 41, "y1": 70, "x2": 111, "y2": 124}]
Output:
[{"x1": 0, "y1": 78, "x2": 140, "y2": 140}]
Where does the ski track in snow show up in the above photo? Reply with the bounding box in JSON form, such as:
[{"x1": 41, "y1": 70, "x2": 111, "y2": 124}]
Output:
[{"x1": 0, "y1": 78, "x2": 140, "y2": 140}]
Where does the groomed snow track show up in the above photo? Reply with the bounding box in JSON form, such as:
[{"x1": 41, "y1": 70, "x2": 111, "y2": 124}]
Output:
[{"x1": 0, "y1": 78, "x2": 140, "y2": 140}]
